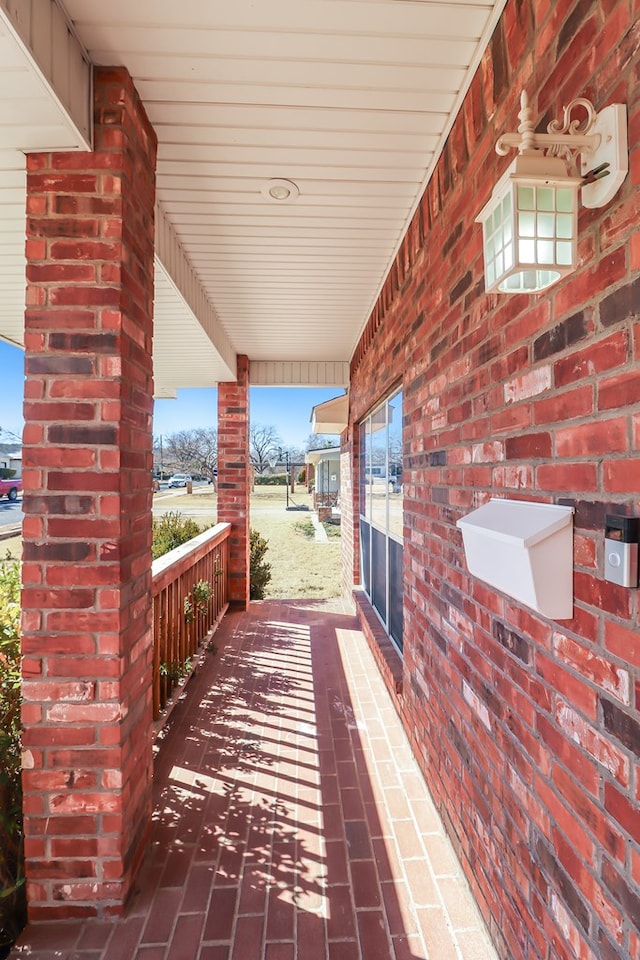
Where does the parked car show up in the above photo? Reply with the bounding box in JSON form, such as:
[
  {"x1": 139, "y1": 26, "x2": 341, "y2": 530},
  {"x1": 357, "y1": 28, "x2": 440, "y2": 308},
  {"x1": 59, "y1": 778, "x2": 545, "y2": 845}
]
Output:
[
  {"x1": 366, "y1": 466, "x2": 402, "y2": 493},
  {"x1": 168, "y1": 473, "x2": 192, "y2": 488},
  {"x1": 0, "y1": 476, "x2": 21, "y2": 501}
]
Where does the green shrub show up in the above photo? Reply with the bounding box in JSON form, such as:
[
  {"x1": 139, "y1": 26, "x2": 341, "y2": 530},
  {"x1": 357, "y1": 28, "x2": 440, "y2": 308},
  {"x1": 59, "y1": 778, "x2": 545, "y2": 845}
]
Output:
[
  {"x1": 0, "y1": 554, "x2": 26, "y2": 951},
  {"x1": 184, "y1": 579, "x2": 214, "y2": 623},
  {"x1": 192, "y1": 578, "x2": 213, "y2": 614},
  {"x1": 159, "y1": 658, "x2": 192, "y2": 684},
  {"x1": 152, "y1": 512, "x2": 208, "y2": 560},
  {"x1": 254, "y1": 473, "x2": 287, "y2": 486},
  {"x1": 250, "y1": 529, "x2": 272, "y2": 599}
]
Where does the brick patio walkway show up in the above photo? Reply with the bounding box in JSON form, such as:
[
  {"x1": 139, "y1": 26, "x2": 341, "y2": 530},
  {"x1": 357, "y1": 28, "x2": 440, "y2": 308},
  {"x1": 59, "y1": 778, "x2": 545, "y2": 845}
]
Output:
[{"x1": 11, "y1": 599, "x2": 497, "y2": 960}]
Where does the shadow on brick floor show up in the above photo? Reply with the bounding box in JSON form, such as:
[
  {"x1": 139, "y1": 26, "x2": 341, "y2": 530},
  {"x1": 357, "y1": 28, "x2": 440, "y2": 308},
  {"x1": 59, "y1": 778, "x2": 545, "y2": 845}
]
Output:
[{"x1": 11, "y1": 599, "x2": 496, "y2": 960}]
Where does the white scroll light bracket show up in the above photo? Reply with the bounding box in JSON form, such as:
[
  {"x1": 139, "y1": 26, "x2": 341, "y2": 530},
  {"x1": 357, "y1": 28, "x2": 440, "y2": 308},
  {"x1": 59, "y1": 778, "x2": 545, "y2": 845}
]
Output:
[
  {"x1": 477, "y1": 93, "x2": 628, "y2": 294},
  {"x1": 579, "y1": 103, "x2": 628, "y2": 208},
  {"x1": 495, "y1": 93, "x2": 628, "y2": 209}
]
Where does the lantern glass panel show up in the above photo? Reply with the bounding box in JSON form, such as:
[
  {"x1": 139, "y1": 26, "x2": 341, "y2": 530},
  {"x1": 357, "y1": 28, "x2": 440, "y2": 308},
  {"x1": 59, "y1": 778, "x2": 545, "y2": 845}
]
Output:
[
  {"x1": 504, "y1": 242, "x2": 513, "y2": 271},
  {"x1": 538, "y1": 213, "x2": 555, "y2": 238},
  {"x1": 520, "y1": 238, "x2": 535, "y2": 262},
  {"x1": 556, "y1": 214, "x2": 573, "y2": 239},
  {"x1": 479, "y1": 164, "x2": 579, "y2": 293},
  {"x1": 556, "y1": 241, "x2": 573, "y2": 265},
  {"x1": 518, "y1": 186, "x2": 535, "y2": 210},
  {"x1": 537, "y1": 187, "x2": 554, "y2": 211},
  {"x1": 502, "y1": 269, "x2": 561, "y2": 292},
  {"x1": 556, "y1": 188, "x2": 574, "y2": 212},
  {"x1": 537, "y1": 240, "x2": 555, "y2": 263},
  {"x1": 520, "y1": 212, "x2": 535, "y2": 237}
]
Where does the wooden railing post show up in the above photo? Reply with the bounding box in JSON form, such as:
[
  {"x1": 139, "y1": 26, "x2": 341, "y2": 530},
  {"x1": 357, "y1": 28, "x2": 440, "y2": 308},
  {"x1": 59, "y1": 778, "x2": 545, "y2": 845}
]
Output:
[{"x1": 151, "y1": 523, "x2": 231, "y2": 721}]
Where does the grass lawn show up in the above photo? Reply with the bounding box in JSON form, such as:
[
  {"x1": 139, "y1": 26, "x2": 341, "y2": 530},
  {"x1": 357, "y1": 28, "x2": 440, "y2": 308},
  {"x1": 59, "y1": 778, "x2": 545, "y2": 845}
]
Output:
[
  {"x1": 250, "y1": 487, "x2": 342, "y2": 599},
  {"x1": 157, "y1": 484, "x2": 342, "y2": 599},
  {"x1": 2, "y1": 484, "x2": 342, "y2": 599}
]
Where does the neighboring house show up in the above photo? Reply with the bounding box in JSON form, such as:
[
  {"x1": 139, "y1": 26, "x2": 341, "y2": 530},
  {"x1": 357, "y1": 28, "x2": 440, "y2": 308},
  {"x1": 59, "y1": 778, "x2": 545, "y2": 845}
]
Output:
[
  {"x1": 305, "y1": 446, "x2": 341, "y2": 513},
  {"x1": 1, "y1": 4, "x2": 638, "y2": 960},
  {"x1": 0, "y1": 448, "x2": 21, "y2": 477}
]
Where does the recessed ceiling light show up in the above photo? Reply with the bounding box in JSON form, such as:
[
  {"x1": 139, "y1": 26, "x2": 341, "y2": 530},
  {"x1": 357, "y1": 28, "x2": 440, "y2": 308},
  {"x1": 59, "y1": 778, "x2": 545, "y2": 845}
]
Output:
[{"x1": 262, "y1": 178, "x2": 300, "y2": 202}]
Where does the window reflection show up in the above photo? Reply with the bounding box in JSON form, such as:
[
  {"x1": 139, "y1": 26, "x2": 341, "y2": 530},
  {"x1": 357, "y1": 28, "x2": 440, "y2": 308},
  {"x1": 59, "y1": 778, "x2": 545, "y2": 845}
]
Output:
[
  {"x1": 370, "y1": 403, "x2": 387, "y2": 529},
  {"x1": 358, "y1": 388, "x2": 403, "y2": 652},
  {"x1": 388, "y1": 390, "x2": 403, "y2": 539}
]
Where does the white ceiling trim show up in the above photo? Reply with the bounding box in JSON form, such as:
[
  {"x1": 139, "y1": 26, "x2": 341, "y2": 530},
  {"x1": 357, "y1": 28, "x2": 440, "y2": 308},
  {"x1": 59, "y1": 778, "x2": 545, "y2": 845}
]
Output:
[
  {"x1": 305, "y1": 447, "x2": 341, "y2": 465},
  {"x1": 0, "y1": 3, "x2": 92, "y2": 350},
  {"x1": 0, "y1": 0, "x2": 92, "y2": 150},
  {"x1": 250, "y1": 361, "x2": 350, "y2": 388},
  {"x1": 152, "y1": 262, "x2": 239, "y2": 396},
  {"x1": 311, "y1": 393, "x2": 349, "y2": 434},
  {"x1": 154, "y1": 203, "x2": 236, "y2": 383}
]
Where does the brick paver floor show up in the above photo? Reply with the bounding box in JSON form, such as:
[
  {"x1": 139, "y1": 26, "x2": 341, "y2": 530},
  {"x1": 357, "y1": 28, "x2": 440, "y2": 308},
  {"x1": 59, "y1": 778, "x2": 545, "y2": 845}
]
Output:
[{"x1": 11, "y1": 599, "x2": 497, "y2": 960}]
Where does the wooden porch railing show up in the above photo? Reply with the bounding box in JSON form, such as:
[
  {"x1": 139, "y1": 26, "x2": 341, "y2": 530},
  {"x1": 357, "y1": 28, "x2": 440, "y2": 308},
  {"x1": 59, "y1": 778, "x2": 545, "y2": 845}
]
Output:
[
  {"x1": 313, "y1": 491, "x2": 339, "y2": 508},
  {"x1": 151, "y1": 522, "x2": 231, "y2": 720}
]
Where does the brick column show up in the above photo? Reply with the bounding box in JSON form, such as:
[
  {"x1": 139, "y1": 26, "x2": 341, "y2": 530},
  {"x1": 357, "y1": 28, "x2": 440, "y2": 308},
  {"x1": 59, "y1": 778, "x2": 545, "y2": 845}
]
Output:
[
  {"x1": 21, "y1": 67, "x2": 157, "y2": 919},
  {"x1": 217, "y1": 356, "x2": 251, "y2": 609}
]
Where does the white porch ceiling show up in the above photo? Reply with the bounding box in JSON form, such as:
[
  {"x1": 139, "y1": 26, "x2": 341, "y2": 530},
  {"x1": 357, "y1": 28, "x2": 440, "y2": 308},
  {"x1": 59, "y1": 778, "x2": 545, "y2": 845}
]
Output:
[{"x1": 0, "y1": 0, "x2": 506, "y2": 392}]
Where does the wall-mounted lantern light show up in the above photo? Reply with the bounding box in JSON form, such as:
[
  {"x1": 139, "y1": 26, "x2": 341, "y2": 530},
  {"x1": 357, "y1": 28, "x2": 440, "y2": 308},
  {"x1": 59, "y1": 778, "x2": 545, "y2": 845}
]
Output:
[{"x1": 477, "y1": 92, "x2": 627, "y2": 294}]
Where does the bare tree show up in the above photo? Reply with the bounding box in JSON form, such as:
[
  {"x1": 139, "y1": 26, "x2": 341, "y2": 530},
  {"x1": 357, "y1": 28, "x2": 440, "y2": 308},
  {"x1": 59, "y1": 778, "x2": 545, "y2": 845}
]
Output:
[
  {"x1": 250, "y1": 424, "x2": 282, "y2": 474},
  {"x1": 285, "y1": 443, "x2": 307, "y2": 466},
  {"x1": 163, "y1": 428, "x2": 218, "y2": 483},
  {"x1": 305, "y1": 434, "x2": 339, "y2": 453},
  {"x1": 0, "y1": 427, "x2": 21, "y2": 445},
  {"x1": 153, "y1": 435, "x2": 172, "y2": 478}
]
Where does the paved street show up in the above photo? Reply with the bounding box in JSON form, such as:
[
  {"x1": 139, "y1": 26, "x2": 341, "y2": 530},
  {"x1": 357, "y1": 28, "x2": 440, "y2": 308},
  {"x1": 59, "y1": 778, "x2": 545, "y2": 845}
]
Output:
[
  {"x1": 0, "y1": 484, "x2": 213, "y2": 533},
  {"x1": 0, "y1": 496, "x2": 22, "y2": 531}
]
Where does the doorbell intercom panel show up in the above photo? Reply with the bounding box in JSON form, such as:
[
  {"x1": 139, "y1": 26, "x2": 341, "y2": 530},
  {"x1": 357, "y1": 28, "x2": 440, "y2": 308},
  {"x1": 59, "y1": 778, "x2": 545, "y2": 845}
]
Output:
[{"x1": 604, "y1": 515, "x2": 639, "y2": 588}]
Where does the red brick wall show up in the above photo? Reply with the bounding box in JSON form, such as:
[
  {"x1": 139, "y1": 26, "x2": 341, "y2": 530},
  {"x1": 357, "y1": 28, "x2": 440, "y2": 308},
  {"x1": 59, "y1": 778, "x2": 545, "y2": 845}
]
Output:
[
  {"x1": 218, "y1": 355, "x2": 251, "y2": 608},
  {"x1": 348, "y1": 3, "x2": 640, "y2": 958},
  {"x1": 21, "y1": 67, "x2": 157, "y2": 918}
]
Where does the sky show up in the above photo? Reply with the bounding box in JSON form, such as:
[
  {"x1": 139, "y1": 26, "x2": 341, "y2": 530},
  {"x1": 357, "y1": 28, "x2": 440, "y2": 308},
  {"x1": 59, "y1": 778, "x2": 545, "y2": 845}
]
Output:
[{"x1": 0, "y1": 338, "x2": 341, "y2": 450}]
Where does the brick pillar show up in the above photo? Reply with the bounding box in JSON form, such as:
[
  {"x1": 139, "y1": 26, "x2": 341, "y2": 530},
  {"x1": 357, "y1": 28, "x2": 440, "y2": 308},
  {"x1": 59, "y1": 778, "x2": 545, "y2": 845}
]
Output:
[
  {"x1": 21, "y1": 67, "x2": 157, "y2": 919},
  {"x1": 217, "y1": 355, "x2": 251, "y2": 609}
]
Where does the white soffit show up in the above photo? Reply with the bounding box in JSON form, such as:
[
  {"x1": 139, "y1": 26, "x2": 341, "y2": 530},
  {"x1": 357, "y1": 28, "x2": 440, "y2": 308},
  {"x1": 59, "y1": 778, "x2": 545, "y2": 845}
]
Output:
[
  {"x1": 0, "y1": 0, "x2": 91, "y2": 349},
  {"x1": 153, "y1": 261, "x2": 236, "y2": 396},
  {"x1": 0, "y1": 0, "x2": 508, "y2": 389},
  {"x1": 0, "y1": 158, "x2": 26, "y2": 350},
  {"x1": 311, "y1": 393, "x2": 349, "y2": 435},
  {"x1": 0, "y1": 0, "x2": 92, "y2": 149},
  {"x1": 250, "y1": 361, "x2": 350, "y2": 388},
  {"x1": 306, "y1": 447, "x2": 341, "y2": 466},
  {"x1": 62, "y1": 0, "x2": 507, "y2": 380},
  {"x1": 154, "y1": 203, "x2": 236, "y2": 392}
]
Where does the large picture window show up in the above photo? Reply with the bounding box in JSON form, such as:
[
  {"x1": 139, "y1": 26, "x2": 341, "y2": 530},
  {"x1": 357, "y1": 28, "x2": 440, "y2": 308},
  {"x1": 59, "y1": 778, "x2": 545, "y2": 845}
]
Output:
[{"x1": 359, "y1": 388, "x2": 403, "y2": 652}]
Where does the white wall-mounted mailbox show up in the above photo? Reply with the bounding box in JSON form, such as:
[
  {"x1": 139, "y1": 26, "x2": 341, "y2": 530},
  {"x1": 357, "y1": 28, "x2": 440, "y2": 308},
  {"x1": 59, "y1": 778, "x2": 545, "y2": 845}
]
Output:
[{"x1": 456, "y1": 499, "x2": 574, "y2": 620}]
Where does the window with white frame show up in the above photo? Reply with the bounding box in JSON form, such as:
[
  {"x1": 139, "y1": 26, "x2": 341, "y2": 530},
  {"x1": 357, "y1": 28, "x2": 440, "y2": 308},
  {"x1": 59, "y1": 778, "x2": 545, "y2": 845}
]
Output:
[{"x1": 359, "y1": 388, "x2": 403, "y2": 653}]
